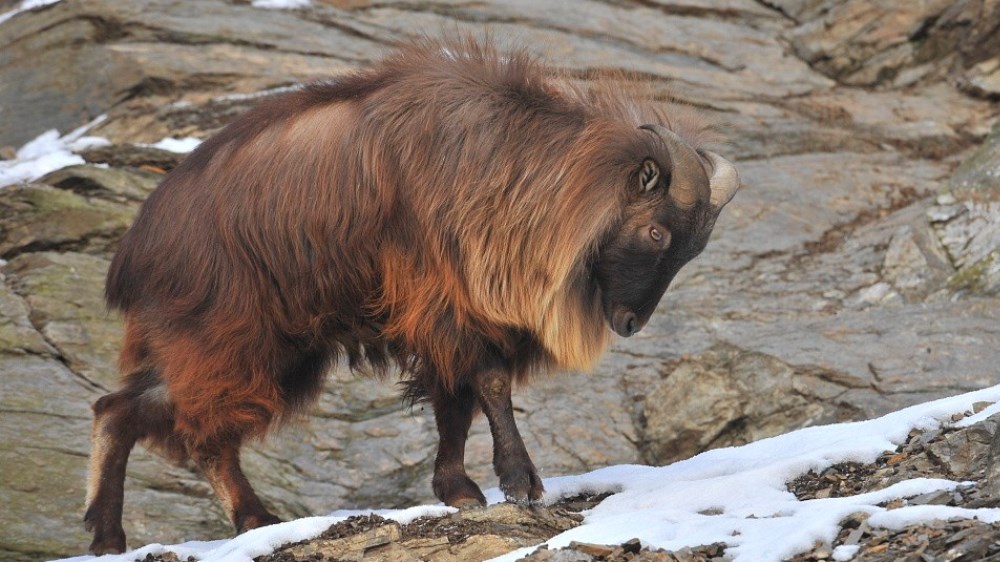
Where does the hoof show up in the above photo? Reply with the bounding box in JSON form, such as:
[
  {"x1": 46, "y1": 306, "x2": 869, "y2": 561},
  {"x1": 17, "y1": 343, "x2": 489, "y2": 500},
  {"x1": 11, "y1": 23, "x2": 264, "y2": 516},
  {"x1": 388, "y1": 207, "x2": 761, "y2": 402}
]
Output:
[
  {"x1": 88, "y1": 533, "x2": 126, "y2": 556},
  {"x1": 237, "y1": 512, "x2": 282, "y2": 533},
  {"x1": 85, "y1": 507, "x2": 126, "y2": 555},
  {"x1": 435, "y1": 473, "x2": 487, "y2": 508},
  {"x1": 498, "y1": 465, "x2": 544, "y2": 505}
]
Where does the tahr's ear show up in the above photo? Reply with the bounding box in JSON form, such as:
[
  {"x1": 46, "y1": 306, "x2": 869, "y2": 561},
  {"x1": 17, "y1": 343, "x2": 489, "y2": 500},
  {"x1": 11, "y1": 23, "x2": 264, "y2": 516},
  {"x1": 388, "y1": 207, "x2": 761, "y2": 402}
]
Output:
[{"x1": 640, "y1": 158, "x2": 660, "y2": 193}]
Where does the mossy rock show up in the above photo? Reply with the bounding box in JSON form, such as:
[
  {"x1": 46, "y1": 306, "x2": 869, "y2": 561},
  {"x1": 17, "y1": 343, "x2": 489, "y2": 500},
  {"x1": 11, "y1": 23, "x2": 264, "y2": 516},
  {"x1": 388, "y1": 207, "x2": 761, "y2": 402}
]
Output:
[
  {"x1": 0, "y1": 181, "x2": 136, "y2": 259},
  {"x1": 39, "y1": 163, "x2": 160, "y2": 202},
  {"x1": 948, "y1": 248, "x2": 1000, "y2": 297},
  {"x1": 6, "y1": 252, "x2": 121, "y2": 388}
]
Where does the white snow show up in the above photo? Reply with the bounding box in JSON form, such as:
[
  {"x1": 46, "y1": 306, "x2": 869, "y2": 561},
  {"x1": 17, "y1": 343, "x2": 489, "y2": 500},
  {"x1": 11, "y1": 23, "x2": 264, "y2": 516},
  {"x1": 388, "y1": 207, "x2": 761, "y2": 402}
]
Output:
[
  {"x1": 832, "y1": 544, "x2": 860, "y2": 561},
  {"x1": 250, "y1": 0, "x2": 311, "y2": 9},
  {"x1": 0, "y1": 123, "x2": 200, "y2": 189},
  {"x1": 955, "y1": 399, "x2": 1000, "y2": 428},
  {"x1": 212, "y1": 84, "x2": 303, "y2": 103},
  {"x1": 0, "y1": 0, "x2": 62, "y2": 24},
  {"x1": 144, "y1": 137, "x2": 202, "y2": 153},
  {"x1": 54, "y1": 385, "x2": 1000, "y2": 562},
  {"x1": 54, "y1": 506, "x2": 455, "y2": 562},
  {"x1": 0, "y1": 116, "x2": 109, "y2": 188}
]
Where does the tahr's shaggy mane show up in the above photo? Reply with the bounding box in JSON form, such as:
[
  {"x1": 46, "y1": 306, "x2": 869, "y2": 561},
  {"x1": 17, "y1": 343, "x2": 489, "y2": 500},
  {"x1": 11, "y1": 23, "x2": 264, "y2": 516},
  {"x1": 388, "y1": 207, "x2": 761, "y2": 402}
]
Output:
[{"x1": 85, "y1": 37, "x2": 740, "y2": 555}]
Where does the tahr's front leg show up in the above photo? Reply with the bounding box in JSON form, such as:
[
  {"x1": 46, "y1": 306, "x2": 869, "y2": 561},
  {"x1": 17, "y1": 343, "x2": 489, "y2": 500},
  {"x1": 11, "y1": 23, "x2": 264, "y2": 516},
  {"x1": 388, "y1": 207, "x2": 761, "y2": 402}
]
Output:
[
  {"x1": 430, "y1": 385, "x2": 487, "y2": 508},
  {"x1": 472, "y1": 368, "x2": 544, "y2": 504}
]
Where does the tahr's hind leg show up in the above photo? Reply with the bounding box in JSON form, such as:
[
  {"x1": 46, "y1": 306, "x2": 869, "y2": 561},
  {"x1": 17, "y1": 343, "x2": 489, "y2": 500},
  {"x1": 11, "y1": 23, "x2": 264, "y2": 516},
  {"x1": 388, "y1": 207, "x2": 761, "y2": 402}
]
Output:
[
  {"x1": 430, "y1": 384, "x2": 487, "y2": 508},
  {"x1": 84, "y1": 369, "x2": 171, "y2": 555},
  {"x1": 84, "y1": 393, "x2": 138, "y2": 554},
  {"x1": 191, "y1": 441, "x2": 281, "y2": 533}
]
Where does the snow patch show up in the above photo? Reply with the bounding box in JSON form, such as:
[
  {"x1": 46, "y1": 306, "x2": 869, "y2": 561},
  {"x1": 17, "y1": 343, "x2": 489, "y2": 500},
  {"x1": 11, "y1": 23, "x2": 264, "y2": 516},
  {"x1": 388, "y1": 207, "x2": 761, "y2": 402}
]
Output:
[
  {"x1": 832, "y1": 544, "x2": 859, "y2": 561},
  {"x1": 250, "y1": 0, "x2": 310, "y2": 9},
  {"x1": 955, "y1": 400, "x2": 1000, "y2": 428},
  {"x1": 0, "y1": 116, "x2": 110, "y2": 188},
  {"x1": 55, "y1": 385, "x2": 1000, "y2": 562},
  {"x1": 0, "y1": 0, "x2": 62, "y2": 24},
  {"x1": 145, "y1": 137, "x2": 203, "y2": 153},
  {"x1": 328, "y1": 504, "x2": 457, "y2": 525},
  {"x1": 213, "y1": 84, "x2": 303, "y2": 103}
]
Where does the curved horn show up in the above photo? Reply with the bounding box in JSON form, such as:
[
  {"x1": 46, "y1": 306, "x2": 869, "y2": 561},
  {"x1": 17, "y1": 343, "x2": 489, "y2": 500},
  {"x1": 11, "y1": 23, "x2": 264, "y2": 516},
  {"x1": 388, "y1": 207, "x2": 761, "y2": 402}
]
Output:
[
  {"x1": 639, "y1": 124, "x2": 702, "y2": 209},
  {"x1": 702, "y1": 150, "x2": 740, "y2": 210}
]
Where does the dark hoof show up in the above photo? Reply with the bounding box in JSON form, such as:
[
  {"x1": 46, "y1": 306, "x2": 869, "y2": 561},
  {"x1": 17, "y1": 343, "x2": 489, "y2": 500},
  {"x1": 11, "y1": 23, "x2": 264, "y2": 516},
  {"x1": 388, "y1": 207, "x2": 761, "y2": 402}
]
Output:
[
  {"x1": 85, "y1": 507, "x2": 127, "y2": 555},
  {"x1": 499, "y1": 465, "x2": 545, "y2": 505},
  {"x1": 237, "y1": 512, "x2": 282, "y2": 533},
  {"x1": 434, "y1": 474, "x2": 487, "y2": 508},
  {"x1": 89, "y1": 532, "x2": 126, "y2": 556}
]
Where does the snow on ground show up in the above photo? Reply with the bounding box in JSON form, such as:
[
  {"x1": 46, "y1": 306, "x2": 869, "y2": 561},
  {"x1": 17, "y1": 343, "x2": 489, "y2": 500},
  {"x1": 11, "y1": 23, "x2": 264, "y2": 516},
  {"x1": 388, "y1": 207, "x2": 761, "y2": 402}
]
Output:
[
  {"x1": 212, "y1": 85, "x2": 304, "y2": 103},
  {"x1": 250, "y1": 0, "x2": 311, "y2": 9},
  {"x1": 56, "y1": 385, "x2": 1000, "y2": 562},
  {"x1": 0, "y1": 116, "x2": 109, "y2": 188},
  {"x1": 0, "y1": 125, "x2": 204, "y2": 189},
  {"x1": 0, "y1": 0, "x2": 61, "y2": 25},
  {"x1": 143, "y1": 137, "x2": 203, "y2": 153}
]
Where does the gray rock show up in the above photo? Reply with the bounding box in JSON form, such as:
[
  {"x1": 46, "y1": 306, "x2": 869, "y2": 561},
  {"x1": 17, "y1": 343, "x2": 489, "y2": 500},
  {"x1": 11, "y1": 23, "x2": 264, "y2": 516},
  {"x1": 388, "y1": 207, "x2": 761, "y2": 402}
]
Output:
[
  {"x1": 933, "y1": 122, "x2": 1000, "y2": 297},
  {"x1": 0, "y1": 279, "x2": 51, "y2": 356},
  {"x1": 933, "y1": 199, "x2": 1000, "y2": 271},
  {"x1": 882, "y1": 223, "x2": 953, "y2": 300},
  {"x1": 925, "y1": 416, "x2": 997, "y2": 478},
  {"x1": 0, "y1": 0, "x2": 385, "y2": 148},
  {"x1": 949, "y1": 120, "x2": 1000, "y2": 193},
  {"x1": 984, "y1": 415, "x2": 1000, "y2": 500},
  {"x1": 0, "y1": 355, "x2": 102, "y2": 562},
  {"x1": 927, "y1": 203, "x2": 967, "y2": 223},
  {"x1": 640, "y1": 344, "x2": 833, "y2": 464},
  {"x1": 850, "y1": 282, "x2": 900, "y2": 309},
  {"x1": 786, "y1": 0, "x2": 955, "y2": 86},
  {"x1": 784, "y1": 0, "x2": 1000, "y2": 90}
]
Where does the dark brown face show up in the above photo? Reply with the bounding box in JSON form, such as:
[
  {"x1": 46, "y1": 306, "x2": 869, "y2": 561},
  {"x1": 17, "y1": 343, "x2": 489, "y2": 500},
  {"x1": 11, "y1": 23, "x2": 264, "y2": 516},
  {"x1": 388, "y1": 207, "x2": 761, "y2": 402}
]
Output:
[
  {"x1": 594, "y1": 167, "x2": 714, "y2": 337},
  {"x1": 594, "y1": 125, "x2": 739, "y2": 338},
  {"x1": 595, "y1": 211, "x2": 713, "y2": 337}
]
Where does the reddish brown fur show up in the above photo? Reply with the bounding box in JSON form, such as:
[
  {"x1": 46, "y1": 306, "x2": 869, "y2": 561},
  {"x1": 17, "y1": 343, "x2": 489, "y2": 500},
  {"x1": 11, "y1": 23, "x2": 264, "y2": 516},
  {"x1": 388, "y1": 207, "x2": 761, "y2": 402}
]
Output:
[{"x1": 86, "y1": 36, "x2": 719, "y2": 554}]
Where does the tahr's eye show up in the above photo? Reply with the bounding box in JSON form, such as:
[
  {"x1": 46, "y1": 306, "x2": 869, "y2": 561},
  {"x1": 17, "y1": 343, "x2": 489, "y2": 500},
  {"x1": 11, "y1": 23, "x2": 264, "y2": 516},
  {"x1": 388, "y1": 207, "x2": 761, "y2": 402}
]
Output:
[{"x1": 649, "y1": 226, "x2": 663, "y2": 242}]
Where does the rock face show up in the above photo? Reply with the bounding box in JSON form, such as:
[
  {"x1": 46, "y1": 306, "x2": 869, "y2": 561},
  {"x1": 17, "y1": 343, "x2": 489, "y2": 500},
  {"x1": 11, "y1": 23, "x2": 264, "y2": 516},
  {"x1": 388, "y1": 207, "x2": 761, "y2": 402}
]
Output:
[
  {"x1": 640, "y1": 344, "x2": 847, "y2": 463},
  {"x1": 0, "y1": 1, "x2": 998, "y2": 561},
  {"x1": 782, "y1": 0, "x2": 1000, "y2": 93}
]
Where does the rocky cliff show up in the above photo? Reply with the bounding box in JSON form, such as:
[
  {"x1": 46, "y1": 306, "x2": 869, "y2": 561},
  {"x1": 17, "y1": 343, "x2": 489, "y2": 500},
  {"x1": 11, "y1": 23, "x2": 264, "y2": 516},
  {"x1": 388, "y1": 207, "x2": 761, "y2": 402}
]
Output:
[{"x1": 1, "y1": 1, "x2": 998, "y2": 561}]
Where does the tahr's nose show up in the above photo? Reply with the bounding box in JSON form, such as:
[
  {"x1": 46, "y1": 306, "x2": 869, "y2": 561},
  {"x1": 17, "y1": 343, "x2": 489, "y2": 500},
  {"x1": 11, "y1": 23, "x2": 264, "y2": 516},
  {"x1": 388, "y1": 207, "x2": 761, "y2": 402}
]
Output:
[{"x1": 613, "y1": 309, "x2": 639, "y2": 337}]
